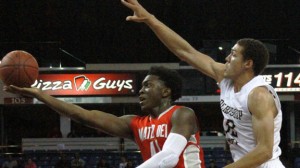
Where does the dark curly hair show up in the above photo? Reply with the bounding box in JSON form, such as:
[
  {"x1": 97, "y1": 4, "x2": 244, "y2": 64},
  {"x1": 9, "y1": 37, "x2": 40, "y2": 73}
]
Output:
[
  {"x1": 237, "y1": 38, "x2": 269, "y2": 76},
  {"x1": 147, "y1": 66, "x2": 183, "y2": 101}
]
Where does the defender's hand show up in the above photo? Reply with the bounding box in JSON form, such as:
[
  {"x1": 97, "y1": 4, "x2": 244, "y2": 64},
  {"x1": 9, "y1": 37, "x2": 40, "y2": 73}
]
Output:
[{"x1": 121, "y1": 0, "x2": 154, "y2": 23}]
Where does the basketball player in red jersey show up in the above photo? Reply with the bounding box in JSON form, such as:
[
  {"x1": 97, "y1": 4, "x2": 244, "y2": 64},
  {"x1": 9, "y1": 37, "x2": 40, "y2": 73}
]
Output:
[{"x1": 4, "y1": 66, "x2": 205, "y2": 168}]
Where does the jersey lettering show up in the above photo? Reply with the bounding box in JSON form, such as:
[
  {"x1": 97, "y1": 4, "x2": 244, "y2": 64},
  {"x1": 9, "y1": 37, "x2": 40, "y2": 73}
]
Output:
[
  {"x1": 225, "y1": 119, "x2": 237, "y2": 137},
  {"x1": 220, "y1": 99, "x2": 243, "y2": 120},
  {"x1": 150, "y1": 139, "x2": 161, "y2": 156},
  {"x1": 224, "y1": 119, "x2": 238, "y2": 145},
  {"x1": 138, "y1": 124, "x2": 168, "y2": 141},
  {"x1": 156, "y1": 124, "x2": 168, "y2": 137}
]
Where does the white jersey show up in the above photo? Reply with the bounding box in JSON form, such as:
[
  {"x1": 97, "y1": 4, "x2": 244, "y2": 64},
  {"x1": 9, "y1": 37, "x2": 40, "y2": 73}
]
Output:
[{"x1": 219, "y1": 75, "x2": 284, "y2": 167}]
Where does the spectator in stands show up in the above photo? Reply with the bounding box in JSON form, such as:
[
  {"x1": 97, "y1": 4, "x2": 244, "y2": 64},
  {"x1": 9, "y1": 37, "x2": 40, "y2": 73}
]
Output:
[
  {"x1": 71, "y1": 152, "x2": 85, "y2": 168},
  {"x1": 96, "y1": 158, "x2": 110, "y2": 168},
  {"x1": 4, "y1": 66, "x2": 206, "y2": 168},
  {"x1": 1, "y1": 155, "x2": 18, "y2": 168},
  {"x1": 24, "y1": 158, "x2": 37, "y2": 168},
  {"x1": 67, "y1": 129, "x2": 79, "y2": 138},
  {"x1": 55, "y1": 153, "x2": 71, "y2": 168},
  {"x1": 121, "y1": 0, "x2": 285, "y2": 167},
  {"x1": 125, "y1": 160, "x2": 134, "y2": 168},
  {"x1": 119, "y1": 156, "x2": 127, "y2": 168},
  {"x1": 47, "y1": 126, "x2": 62, "y2": 138}
]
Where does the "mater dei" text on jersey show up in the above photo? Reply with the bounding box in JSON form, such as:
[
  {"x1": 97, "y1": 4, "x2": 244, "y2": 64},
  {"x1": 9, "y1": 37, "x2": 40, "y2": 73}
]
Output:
[{"x1": 138, "y1": 124, "x2": 168, "y2": 141}]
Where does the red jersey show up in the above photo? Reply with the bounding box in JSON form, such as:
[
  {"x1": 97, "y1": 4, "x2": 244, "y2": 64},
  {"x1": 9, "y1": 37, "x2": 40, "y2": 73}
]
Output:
[{"x1": 130, "y1": 105, "x2": 206, "y2": 168}]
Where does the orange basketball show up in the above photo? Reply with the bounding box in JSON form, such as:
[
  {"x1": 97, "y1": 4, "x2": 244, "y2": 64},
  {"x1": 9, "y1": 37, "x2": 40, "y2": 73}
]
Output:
[{"x1": 0, "y1": 50, "x2": 39, "y2": 87}]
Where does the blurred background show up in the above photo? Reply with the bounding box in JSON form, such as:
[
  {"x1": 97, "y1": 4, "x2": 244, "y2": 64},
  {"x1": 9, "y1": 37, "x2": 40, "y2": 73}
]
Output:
[{"x1": 0, "y1": 0, "x2": 299, "y2": 66}]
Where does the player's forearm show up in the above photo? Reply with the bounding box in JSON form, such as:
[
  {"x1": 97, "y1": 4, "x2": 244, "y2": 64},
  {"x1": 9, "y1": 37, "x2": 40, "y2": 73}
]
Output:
[
  {"x1": 144, "y1": 16, "x2": 222, "y2": 81},
  {"x1": 35, "y1": 92, "x2": 132, "y2": 138},
  {"x1": 138, "y1": 133, "x2": 187, "y2": 168},
  {"x1": 225, "y1": 146, "x2": 272, "y2": 168}
]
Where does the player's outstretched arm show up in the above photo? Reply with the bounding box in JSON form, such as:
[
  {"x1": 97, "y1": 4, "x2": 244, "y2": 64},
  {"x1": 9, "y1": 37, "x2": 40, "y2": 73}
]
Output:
[
  {"x1": 3, "y1": 85, "x2": 134, "y2": 139},
  {"x1": 121, "y1": 0, "x2": 225, "y2": 82}
]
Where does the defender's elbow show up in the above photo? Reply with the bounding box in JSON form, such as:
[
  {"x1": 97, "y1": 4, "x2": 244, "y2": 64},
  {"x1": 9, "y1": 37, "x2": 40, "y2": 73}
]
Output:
[{"x1": 261, "y1": 147, "x2": 273, "y2": 161}]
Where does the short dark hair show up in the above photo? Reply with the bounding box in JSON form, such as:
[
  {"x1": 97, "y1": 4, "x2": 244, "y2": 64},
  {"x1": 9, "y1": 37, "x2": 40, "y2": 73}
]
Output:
[
  {"x1": 147, "y1": 66, "x2": 183, "y2": 101},
  {"x1": 237, "y1": 38, "x2": 269, "y2": 75}
]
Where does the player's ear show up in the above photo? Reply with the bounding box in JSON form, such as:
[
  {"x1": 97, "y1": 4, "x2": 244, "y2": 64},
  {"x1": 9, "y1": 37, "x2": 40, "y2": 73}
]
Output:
[
  {"x1": 244, "y1": 59, "x2": 253, "y2": 69},
  {"x1": 162, "y1": 87, "x2": 171, "y2": 98}
]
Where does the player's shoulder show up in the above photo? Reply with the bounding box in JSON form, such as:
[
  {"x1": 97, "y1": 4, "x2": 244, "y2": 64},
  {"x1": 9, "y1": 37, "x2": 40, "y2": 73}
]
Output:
[
  {"x1": 172, "y1": 106, "x2": 196, "y2": 119},
  {"x1": 248, "y1": 86, "x2": 275, "y2": 105},
  {"x1": 249, "y1": 86, "x2": 271, "y2": 98}
]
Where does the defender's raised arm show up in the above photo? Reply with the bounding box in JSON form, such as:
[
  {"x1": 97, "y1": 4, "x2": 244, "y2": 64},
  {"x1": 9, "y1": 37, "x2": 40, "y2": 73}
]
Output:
[{"x1": 121, "y1": 0, "x2": 225, "y2": 83}]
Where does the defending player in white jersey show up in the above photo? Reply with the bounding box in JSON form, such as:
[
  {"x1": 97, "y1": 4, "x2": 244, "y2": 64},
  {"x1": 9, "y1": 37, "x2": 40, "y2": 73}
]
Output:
[{"x1": 121, "y1": 0, "x2": 285, "y2": 167}]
